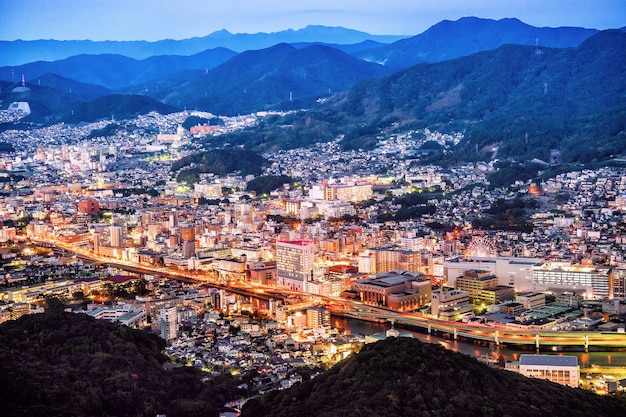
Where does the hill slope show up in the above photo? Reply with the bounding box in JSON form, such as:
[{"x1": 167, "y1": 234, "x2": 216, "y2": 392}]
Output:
[
  {"x1": 62, "y1": 94, "x2": 178, "y2": 123},
  {"x1": 0, "y1": 308, "x2": 240, "y2": 417},
  {"x1": 356, "y1": 16, "x2": 598, "y2": 69},
  {"x1": 242, "y1": 337, "x2": 626, "y2": 417},
  {"x1": 0, "y1": 48, "x2": 238, "y2": 90},
  {"x1": 156, "y1": 43, "x2": 392, "y2": 115},
  {"x1": 0, "y1": 80, "x2": 88, "y2": 123},
  {"x1": 234, "y1": 30, "x2": 626, "y2": 163}
]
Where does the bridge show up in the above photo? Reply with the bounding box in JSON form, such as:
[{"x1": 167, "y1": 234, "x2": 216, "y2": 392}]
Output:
[
  {"x1": 30, "y1": 237, "x2": 626, "y2": 350},
  {"x1": 346, "y1": 308, "x2": 626, "y2": 351}
]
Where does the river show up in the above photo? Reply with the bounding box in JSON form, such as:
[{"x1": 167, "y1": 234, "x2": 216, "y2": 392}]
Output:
[{"x1": 332, "y1": 316, "x2": 626, "y2": 371}]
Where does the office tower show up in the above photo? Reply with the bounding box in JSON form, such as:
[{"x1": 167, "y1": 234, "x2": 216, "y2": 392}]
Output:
[
  {"x1": 159, "y1": 305, "x2": 178, "y2": 341},
  {"x1": 276, "y1": 240, "x2": 316, "y2": 291},
  {"x1": 110, "y1": 224, "x2": 124, "y2": 248}
]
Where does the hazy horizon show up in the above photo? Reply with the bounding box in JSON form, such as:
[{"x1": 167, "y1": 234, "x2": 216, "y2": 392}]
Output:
[{"x1": 0, "y1": 0, "x2": 624, "y2": 42}]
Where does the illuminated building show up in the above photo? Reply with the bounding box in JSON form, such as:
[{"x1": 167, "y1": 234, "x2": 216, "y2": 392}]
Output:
[
  {"x1": 110, "y1": 224, "x2": 124, "y2": 248},
  {"x1": 322, "y1": 181, "x2": 373, "y2": 203},
  {"x1": 611, "y1": 269, "x2": 626, "y2": 298},
  {"x1": 276, "y1": 240, "x2": 316, "y2": 291},
  {"x1": 353, "y1": 271, "x2": 431, "y2": 311},
  {"x1": 515, "y1": 292, "x2": 546, "y2": 310},
  {"x1": 194, "y1": 182, "x2": 223, "y2": 198},
  {"x1": 370, "y1": 247, "x2": 423, "y2": 273},
  {"x1": 306, "y1": 307, "x2": 331, "y2": 328},
  {"x1": 454, "y1": 270, "x2": 514, "y2": 305},
  {"x1": 358, "y1": 254, "x2": 376, "y2": 273},
  {"x1": 216, "y1": 258, "x2": 247, "y2": 282},
  {"x1": 248, "y1": 261, "x2": 276, "y2": 285},
  {"x1": 443, "y1": 256, "x2": 540, "y2": 291},
  {"x1": 507, "y1": 355, "x2": 579, "y2": 388},
  {"x1": 431, "y1": 289, "x2": 473, "y2": 320},
  {"x1": 87, "y1": 305, "x2": 146, "y2": 328},
  {"x1": 532, "y1": 263, "x2": 611, "y2": 299},
  {"x1": 159, "y1": 305, "x2": 178, "y2": 341}
]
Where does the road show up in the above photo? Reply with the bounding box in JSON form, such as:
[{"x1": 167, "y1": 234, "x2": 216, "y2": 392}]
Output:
[{"x1": 33, "y1": 237, "x2": 626, "y2": 350}]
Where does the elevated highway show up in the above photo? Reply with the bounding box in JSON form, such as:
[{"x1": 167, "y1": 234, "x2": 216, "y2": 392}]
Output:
[
  {"x1": 32, "y1": 237, "x2": 626, "y2": 350},
  {"x1": 347, "y1": 308, "x2": 626, "y2": 351}
]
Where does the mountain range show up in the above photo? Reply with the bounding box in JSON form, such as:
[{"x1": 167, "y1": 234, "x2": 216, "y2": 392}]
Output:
[
  {"x1": 204, "y1": 29, "x2": 626, "y2": 166},
  {"x1": 1, "y1": 17, "x2": 623, "y2": 166},
  {"x1": 355, "y1": 17, "x2": 599, "y2": 68},
  {"x1": 0, "y1": 25, "x2": 406, "y2": 67},
  {"x1": 146, "y1": 43, "x2": 393, "y2": 116},
  {"x1": 1, "y1": 17, "x2": 601, "y2": 93},
  {"x1": 0, "y1": 48, "x2": 237, "y2": 90}
]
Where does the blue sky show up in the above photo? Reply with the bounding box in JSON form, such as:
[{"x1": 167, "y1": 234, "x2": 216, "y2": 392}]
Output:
[{"x1": 0, "y1": 0, "x2": 624, "y2": 41}]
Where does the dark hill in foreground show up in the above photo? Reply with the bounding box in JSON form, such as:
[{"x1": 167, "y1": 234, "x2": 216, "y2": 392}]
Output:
[
  {"x1": 0, "y1": 309, "x2": 240, "y2": 417},
  {"x1": 242, "y1": 337, "x2": 626, "y2": 417}
]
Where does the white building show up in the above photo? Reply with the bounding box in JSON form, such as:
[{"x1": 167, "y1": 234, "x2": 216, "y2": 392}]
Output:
[
  {"x1": 507, "y1": 354, "x2": 579, "y2": 388},
  {"x1": 532, "y1": 263, "x2": 611, "y2": 299},
  {"x1": 358, "y1": 254, "x2": 376, "y2": 274},
  {"x1": 159, "y1": 305, "x2": 178, "y2": 341},
  {"x1": 86, "y1": 304, "x2": 146, "y2": 328},
  {"x1": 431, "y1": 289, "x2": 473, "y2": 320},
  {"x1": 276, "y1": 240, "x2": 316, "y2": 291},
  {"x1": 443, "y1": 257, "x2": 541, "y2": 292}
]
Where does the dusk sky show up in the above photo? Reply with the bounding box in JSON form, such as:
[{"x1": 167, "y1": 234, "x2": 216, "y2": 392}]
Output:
[{"x1": 0, "y1": 0, "x2": 624, "y2": 41}]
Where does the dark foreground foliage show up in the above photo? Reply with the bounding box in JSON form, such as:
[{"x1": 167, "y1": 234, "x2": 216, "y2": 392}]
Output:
[
  {"x1": 0, "y1": 308, "x2": 241, "y2": 417},
  {"x1": 242, "y1": 337, "x2": 626, "y2": 417}
]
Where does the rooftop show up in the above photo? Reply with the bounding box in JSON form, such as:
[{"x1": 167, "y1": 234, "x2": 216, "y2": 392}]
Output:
[{"x1": 519, "y1": 354, "x2": 578, "y2": 367}]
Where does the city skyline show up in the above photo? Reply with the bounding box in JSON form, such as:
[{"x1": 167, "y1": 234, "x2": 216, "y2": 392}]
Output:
[{"x1": 0, "y1": 0, "x2": 624, "y2": 42}]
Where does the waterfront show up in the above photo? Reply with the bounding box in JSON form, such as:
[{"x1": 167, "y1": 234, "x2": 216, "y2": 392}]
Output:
[{"x1": 334, "y1": 316, "x2": 626, "y2": 372}]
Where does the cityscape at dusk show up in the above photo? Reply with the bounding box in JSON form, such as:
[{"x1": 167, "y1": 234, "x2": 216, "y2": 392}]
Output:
[{"x1": 0, "y1": 3, "x2": 625, "y2": 417}]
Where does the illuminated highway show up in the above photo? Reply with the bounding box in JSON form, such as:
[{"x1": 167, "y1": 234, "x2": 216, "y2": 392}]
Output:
[
  {"x1": 33, "y1": 237, "x2": 626, "y2": 350},
  {"x1": 341, "y1": 306, "x2": 626, "y2": 350}
]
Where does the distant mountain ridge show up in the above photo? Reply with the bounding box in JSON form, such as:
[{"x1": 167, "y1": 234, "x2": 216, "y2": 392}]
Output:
[
  {"x1": 0, "y1": 48, "x2": 238, "y2": 90},
  {"x1": 150, "y1": 43, "x2": 393, "y2": 116},
  {"x1": 0, "y1": 25, "x2": 406, "y2": 67},
  {"x1": 356, "y1": 17, "x2": 599, "y2": 68},
  {"x1": 215, "y1": 30, "x2": 626, "y2": 165}
]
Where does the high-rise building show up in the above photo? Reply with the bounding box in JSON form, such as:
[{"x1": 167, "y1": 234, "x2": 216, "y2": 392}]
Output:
[
  {"x1": 179, "y1": 222, "x2": 196, "y2": 242},
  {"x1": 610, "y1": 269, "x2": 626, "y2": 298},
  {"x1": 159, "y1": 305, "x2": 178, "y2": 341},
  {"x1": 181, "y1": 240, "x2": 196, "y2": 259},
  {"x1": 276, "y1": 240, "x2": 316, "y2": 291},
  {"x1": 306, "y1": 307, "x2": 330, "y2": 328},
  {"x1": 168, "y1": 211, "x2": 178, "y2": 229},
  {"x1": 110, "y1": 224, "x2": 124, "y2": 248}
]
